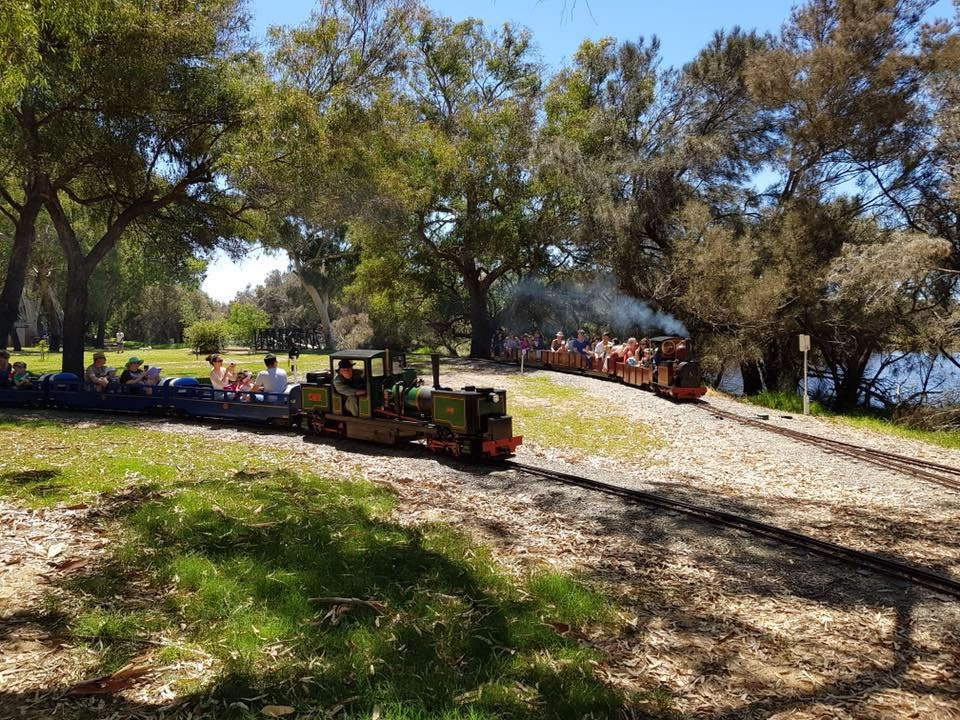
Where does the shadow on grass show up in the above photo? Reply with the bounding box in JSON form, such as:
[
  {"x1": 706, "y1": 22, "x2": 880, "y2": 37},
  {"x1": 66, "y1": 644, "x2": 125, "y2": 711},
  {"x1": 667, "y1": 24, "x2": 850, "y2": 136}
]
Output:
[
  {"x1": 0, "y1": 469, "x2": 644, "y2": 720},
  {"x1": 0, "y1": 468, "x2": 65, "y2": 497}
]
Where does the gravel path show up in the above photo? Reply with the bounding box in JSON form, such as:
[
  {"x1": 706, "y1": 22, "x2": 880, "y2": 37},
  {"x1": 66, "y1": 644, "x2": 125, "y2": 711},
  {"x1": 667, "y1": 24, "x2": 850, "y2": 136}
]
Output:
[{"x1": 444, "y1": 360, "x2": 960, "y2": 580}]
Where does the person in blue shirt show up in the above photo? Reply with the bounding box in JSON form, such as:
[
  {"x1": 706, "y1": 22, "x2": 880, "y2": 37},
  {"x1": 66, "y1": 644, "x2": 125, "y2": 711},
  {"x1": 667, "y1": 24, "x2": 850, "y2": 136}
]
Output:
[{"x1": 569, "y1": 329, "x2": 592, "y2": 367}]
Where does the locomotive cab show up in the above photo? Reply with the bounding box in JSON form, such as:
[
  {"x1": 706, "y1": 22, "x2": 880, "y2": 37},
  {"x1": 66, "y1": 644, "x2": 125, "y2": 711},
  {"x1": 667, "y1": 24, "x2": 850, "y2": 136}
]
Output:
[{"x1": 650, "y1": 336, "x2": 706, "y2": 400}]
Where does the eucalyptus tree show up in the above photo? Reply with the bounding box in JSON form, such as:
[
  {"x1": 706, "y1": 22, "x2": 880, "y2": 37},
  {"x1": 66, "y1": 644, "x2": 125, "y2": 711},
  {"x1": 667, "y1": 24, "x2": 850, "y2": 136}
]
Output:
[
  {"x1": 377, "y1": 11, "x2": 552, "y2": 356},
  {"x1": 0, "y1": 1, "x2": 102, "y2": 349},
  {"x1": 0, "y1": 0, "x2": 256, "y2": 374},
  {"x1": 226, "y1": 0, "x2": 414, "y2": 347}
]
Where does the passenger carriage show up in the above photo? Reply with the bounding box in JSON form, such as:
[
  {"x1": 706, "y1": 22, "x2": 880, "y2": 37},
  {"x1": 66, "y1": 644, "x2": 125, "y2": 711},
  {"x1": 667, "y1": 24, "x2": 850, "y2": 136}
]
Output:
[
  {"x1": 496, "y1": 336, "x2": 706, "y2": 400},
  {"x1": 161, "y1": 377, "x2": 294, "y2": 424}
]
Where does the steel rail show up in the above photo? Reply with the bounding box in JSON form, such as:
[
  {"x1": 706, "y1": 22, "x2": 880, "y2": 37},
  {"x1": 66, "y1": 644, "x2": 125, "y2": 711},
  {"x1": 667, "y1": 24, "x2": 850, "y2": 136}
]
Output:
[
  {"x1": 503, "y1": 460, "x2": 960, "y2": 599},
  {"x1": 705, "y1": 406, "x2": 960, "y2": 492}
]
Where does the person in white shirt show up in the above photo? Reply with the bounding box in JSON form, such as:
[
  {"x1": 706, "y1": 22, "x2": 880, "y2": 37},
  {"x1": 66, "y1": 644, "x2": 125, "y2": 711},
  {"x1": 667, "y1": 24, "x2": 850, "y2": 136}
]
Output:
[
  {"x1": 594, "y1": 333, "x2": 613, "y2": 369},
  {"x1": 253, "y1": 353, "x2": 288, "y2": 394}
]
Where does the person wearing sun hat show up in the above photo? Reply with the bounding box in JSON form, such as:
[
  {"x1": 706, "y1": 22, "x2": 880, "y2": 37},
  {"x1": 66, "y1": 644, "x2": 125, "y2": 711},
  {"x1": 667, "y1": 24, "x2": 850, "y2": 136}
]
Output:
[
  {"x1": 85, "y1": 351, "x2": 110, "y2": 391},
  {"x1": 333, "y1": 358, "x2": 365, "y2": 416},
  {"x1": 120, "y1": 356, "x2": 147, "y2": 387}
]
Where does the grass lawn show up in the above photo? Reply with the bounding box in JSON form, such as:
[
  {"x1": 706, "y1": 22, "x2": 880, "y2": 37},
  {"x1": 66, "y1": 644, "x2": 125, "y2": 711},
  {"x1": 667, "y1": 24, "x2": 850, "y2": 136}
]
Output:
[
  {"x1": 11, "y1": 347, "x2": 330, "y2": 381},
  {"x1": 735, "y1": 389, "x2": 960, "y2": 451},
  {"x1": 509, "y1": 375, "x2": 662, "y2": 461},
  {"x1": 0, "y1": 417, "x2": 648, "y2": 719}
]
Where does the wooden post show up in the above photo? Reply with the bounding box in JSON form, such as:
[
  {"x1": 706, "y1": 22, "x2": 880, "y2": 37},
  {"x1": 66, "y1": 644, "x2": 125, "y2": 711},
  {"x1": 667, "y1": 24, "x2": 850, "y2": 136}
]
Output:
[{"x1": 798, "y1": 334, "x2": 811, "y2": 415}]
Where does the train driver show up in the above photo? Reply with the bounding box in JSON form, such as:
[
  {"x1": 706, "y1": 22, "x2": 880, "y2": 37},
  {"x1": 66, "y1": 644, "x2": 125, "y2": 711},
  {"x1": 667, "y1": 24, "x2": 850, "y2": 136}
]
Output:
[{"x1": 334, "y1": 359, "x2": 366, "y2": 416}]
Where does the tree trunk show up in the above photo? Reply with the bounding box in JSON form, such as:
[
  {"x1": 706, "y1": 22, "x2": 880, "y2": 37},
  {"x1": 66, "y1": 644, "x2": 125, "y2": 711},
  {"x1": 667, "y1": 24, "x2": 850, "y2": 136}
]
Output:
[
  {"x1": 61, "y1": 254, "x2": 90, "y2": 377},
  {"x1": 0, "y1": 198, "x2": 43, "y2": 349},
  {"x1": 95, "y1": 317, "x2": 106, "y2": 349},
  {"x1": 38, "y1": 275, "x2": 63, "y2": 353},
  {"x1": 294, "y1": 267, "x2": 333, "y2": 349},
  {"x1": 466, "y1": 275, "x2": 492, "y2": 359},
  {"x1": 832, "y1": 351, "x2": 871, "y2": 412},
  {"x1": 741, "y1": 361, "x2": 764, "y2": 395}
]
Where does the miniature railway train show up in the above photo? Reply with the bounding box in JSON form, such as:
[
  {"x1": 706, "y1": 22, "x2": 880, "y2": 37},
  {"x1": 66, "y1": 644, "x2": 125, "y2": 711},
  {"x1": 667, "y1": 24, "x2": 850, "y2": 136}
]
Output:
[
  {"x1": 495, "y1": 335, "x2": 707, "y2": 400},
  {"x1": 1, "y1": 350, "x2": 522, "y2": 461}
]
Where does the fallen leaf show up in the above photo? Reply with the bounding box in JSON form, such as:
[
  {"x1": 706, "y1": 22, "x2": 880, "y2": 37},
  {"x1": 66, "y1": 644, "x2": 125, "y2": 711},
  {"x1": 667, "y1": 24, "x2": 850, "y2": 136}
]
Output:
[
  {"x1": 47, "y1": 543, "x2": 65, "y2": 558},
  {"x1": 262, "y1": 705, "x2": 296, "y2": 717},
  {"x1": 3, "y1": 556, "x2": 21, "y2": 566},
  {"x1": 54, "y1": 558, "x2": 89, "y2": 573},
  {"x1": 66, "y1": 661, "x2": 154, "y2": 695}
]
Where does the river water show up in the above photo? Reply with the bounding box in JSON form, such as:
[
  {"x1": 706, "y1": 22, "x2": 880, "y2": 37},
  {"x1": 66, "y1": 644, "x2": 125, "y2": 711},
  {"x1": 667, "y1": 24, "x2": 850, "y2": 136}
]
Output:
[{"x1": 717, "y1": 352, "x2": 960, "y2": 406}]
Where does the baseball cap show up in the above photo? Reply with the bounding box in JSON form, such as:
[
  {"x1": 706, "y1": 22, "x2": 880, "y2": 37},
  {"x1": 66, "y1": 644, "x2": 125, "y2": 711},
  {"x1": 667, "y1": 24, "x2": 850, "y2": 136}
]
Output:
[{"x1": 127, "y1": 356, "x2": 143, "y2": 365}]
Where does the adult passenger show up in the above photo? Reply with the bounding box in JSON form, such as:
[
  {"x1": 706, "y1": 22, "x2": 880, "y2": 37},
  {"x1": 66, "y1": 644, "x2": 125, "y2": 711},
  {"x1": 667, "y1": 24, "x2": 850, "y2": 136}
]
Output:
[
  {"x1": 333, "y1": 358, "x2": 365, "y2": 416},
  {"x1": 532, "y1": 330, "x2": 545, "y2": 350},
  {"x1": 85, "y1": 351, "x2": 111, "y2": 391},
  {"x1": 0, "y1": 351, "x2": 11, "y2": 388},
  {"x1": 570, "y1": 329, "x2": 591, "y2": 361},
  {"x1": 550, "y1": 332, "x2": 565, "y2": 352},
  {"x1": 207, "y1": 354, "x2": 236, "y2": 390},
  {"x1": 254, "y1": 353, "x2": 288, "y2": 394}
]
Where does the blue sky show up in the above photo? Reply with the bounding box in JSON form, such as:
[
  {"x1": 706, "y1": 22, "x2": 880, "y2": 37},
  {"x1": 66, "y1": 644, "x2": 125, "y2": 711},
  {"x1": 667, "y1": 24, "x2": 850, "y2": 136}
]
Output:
[{"x1": 202, "y1": 0, "x2": 955, "y2": 300}]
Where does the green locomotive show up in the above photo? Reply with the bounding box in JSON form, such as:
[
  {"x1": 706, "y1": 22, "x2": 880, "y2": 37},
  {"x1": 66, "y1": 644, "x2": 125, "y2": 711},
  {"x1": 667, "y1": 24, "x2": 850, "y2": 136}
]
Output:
[{"x1": 290, "y1": 350, "x2": 522, "y2": 460}]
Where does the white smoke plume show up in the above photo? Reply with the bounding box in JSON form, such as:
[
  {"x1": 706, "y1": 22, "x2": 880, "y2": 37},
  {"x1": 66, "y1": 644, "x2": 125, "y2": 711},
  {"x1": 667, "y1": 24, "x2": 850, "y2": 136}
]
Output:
[{"x1": 498, "y1": 278, "x2": 687, "y2": 338}]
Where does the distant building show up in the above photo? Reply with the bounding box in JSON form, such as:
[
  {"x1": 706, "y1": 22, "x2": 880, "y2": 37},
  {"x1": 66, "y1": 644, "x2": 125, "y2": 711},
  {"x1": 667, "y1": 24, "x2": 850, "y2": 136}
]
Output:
[{"x1": 13, "y1": 294, "x2": 41, "y2": 346}]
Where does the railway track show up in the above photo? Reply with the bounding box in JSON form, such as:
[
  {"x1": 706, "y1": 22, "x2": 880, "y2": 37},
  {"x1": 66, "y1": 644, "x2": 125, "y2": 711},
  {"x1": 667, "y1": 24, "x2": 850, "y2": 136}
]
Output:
[
  {"x1": 704, "y1": 406, "x2": 960, "y2": 492},
  {"x1": 504, "y1": 460, "x2": 960, "y2": 600}
]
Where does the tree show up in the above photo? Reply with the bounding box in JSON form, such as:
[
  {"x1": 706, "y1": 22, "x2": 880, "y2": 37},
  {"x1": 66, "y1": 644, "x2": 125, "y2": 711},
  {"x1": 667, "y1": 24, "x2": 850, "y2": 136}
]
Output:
[
  {"x1": 739, "y1": 0, "x2": 939, "y2": 392},
  {"x1": 0, "y1": 1, "x2": 101, "y2": 349},
  {"x1": 227, "y1": 301, "x2": 269, "y2": 347},
  {"x1": 378, "y1": 12, "x2": 551, "y2": 357},
  {"x1": 0, "y1": 0, "x2": 257, "y2": 374},
  {"x1": 235, "y1": 0, "x2": 413, "y2": 347}
]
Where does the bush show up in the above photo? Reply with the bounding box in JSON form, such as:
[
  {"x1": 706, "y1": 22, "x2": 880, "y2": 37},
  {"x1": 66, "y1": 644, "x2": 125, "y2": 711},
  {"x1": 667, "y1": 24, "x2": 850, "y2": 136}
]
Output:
[
  {"x1": 331, "y1": 312, "x2": 374, "y2": 349},
  {"x1": 185, "y1": 320, "x2": 229, "y2": 354}
]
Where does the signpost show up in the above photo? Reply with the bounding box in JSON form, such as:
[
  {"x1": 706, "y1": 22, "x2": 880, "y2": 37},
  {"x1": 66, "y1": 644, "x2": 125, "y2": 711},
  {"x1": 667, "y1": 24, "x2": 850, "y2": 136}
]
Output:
[{"x1": 798, "y1": 334, "x2": 811, "y2": 415}]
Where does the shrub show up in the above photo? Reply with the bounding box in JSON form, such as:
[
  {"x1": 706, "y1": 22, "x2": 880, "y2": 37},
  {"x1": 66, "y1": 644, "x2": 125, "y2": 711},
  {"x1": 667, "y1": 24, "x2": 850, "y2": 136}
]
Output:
[
  {"x1": 185, "y1": 320, "x2": 229, "y2": 354},
  {"x1": 331, "y1": 312, "x2": 375, "y2": 349}
]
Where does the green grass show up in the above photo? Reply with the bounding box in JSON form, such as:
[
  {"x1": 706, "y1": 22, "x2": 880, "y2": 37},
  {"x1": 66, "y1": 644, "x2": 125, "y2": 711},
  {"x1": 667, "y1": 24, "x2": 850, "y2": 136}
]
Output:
[
  {"x1": 510, "y1": 375, "x2": 661, "y2": 460},
  {"x1": 741, "y1": 390, "x2": 827, "y2": 416},
  {"x1": 0, "y1": 417, "x2": 657, "y2": 718},
  {"x1": 738, "y1": 390, "x2": 960, "y2": 450},
  {"x1": 9, "y1": 346, "x2": 329, "y2": 380}
]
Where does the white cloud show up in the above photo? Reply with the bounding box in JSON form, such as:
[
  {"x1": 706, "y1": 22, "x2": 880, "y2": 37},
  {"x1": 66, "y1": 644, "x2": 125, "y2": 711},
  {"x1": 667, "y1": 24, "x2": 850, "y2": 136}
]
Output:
[{"x1": 201, "y1": 247, "x2": 290, "y2": 302}]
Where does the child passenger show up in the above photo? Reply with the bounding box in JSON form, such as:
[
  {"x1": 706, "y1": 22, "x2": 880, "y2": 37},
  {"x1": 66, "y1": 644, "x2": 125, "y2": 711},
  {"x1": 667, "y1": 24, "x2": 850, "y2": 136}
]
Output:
[{"x1": 12, "y1": 362, "x2": 31, "y2": 388}]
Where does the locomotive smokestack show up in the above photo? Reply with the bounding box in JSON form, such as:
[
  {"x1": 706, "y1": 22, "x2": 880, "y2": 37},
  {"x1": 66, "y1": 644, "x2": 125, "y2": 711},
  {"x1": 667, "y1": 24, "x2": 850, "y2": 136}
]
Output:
[{"x1": 431, "y1": 353, "x2": 441, "y2": 389}]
